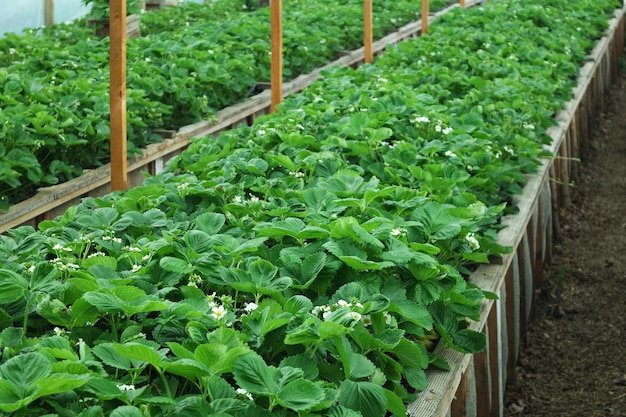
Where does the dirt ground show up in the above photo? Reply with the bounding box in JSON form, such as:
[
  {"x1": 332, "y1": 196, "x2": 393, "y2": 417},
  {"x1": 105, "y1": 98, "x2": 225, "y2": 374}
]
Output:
[{"x1": 503, "y1": 70, "x2": 626, "y2": 415}]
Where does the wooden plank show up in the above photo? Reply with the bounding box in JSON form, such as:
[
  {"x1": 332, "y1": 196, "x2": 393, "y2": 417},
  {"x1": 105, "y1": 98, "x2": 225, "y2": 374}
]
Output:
[
  {"x1": 450, "y1": 371, "x2": 468, "y2": 416},
  {"x1": 465, "y1": 359, "x2": 477, "y2": 417},
  {"x1": 558, "y1": 136, "x2": 571, "y2": 208},
  {"x1": 473, "y1": 350, "x2": 491, "y2": 417},
  {"x1": 270, "y1": 0, "x2": 283, "y2": 112},
  {"x1": 505, "y1": 260, "x2": 518, "y2": 377},
  {"x1": 529, "y1": 207, "x2": 541, "y2": 322},
  {"x1": 569, "y1": 111, "x2": 581, "y2": 180},
  {"x1": 109, "y1": 0, "x2": 128, "y2": 191},
  {"x1": 487, "y1": 305, "x2": 500, "y2": 417}
]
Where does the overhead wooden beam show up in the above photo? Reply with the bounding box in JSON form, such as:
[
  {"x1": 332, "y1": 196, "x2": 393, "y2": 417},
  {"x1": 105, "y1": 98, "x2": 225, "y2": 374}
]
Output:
[
  {"x1": 270, "y1": 0, "x2": 283, "y2": 112},
  {"x1": 109, "y1": 0, "x2": 128, "y2": 191},
  {"x1": 364, "y1": 0, "x2": 373, "y2": 63}
]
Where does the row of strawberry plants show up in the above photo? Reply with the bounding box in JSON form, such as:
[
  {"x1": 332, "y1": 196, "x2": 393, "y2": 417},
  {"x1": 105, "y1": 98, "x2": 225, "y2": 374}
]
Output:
[
  {"x1": 0, "y1": 0, "x2": 449, "y2": 209},
  {"x1": 0, "y1": 0, "x2": 620, "y2": 416}
]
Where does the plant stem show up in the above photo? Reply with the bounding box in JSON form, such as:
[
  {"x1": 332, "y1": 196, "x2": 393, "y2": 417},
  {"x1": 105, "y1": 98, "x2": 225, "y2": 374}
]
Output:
[
  {"x1": 22, "y1": 301, "x2": 30, "y2": 337},
  {"x1": 158, "y1": 369, "x2": 173, "y2": 399}
]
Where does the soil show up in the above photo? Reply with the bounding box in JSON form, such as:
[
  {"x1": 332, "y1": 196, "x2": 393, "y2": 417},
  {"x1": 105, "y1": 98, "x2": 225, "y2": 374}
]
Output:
[{"x1": 503, "y1": 71, "x2": 626, "y2": 415}]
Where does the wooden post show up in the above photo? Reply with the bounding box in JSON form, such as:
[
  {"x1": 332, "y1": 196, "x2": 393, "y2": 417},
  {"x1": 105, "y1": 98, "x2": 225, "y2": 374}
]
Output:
[
  {"x1": 421, "y1": 0, "x2": 428, "y2": 34},
  {"x1": 364, "y1": 0, "x2": 373, "y2": 63},
  {"x1": 460, "y1": 0, "x2": 466, "y2": 7},
  {"x1": 270, "y1": 0, "x2": 283, "y2": 112},
  {"x1": 109, "y1": 0, "x2": 128, "y2": 191},
  {"x1": 44, "y1": 0, "x2": 54, "y2": 27}
]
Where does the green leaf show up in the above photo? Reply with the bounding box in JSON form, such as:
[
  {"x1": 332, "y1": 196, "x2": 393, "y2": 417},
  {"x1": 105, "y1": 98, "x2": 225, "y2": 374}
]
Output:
[
  {"x1": 388, "y1": 300, "x2": 433, "y2": 329},
  {"x1": 403, "y1": 367, "x2": 427, "y2": 391},
  {"x1": 233, "y1": 353, "x2": 278, "y2": 396},
  {"x1": 81, "y1": 291, "x2": 126, "y2": 314},
  {"x1": 348, "y1": 353, "x2": 376, "y2": 380},
  {"x1": 384, "y1": 388, "x2": 407, "y2": 417},
  {"x1": 208, "y1": 398, "x2": 249, "y2": 414},
  {"x1": 285, "y1": 252, "x2": 327, "y2": 290},
  {"x1": 0, "y1": 268, "x2": 29, "y2": 303},
  {"x1": 327, "y1": 405, "x2": 364, "y2": 417},
  {"x1": 338, "y1": 380, "x2": 387, "y2": 417},
  {"x1": 283, "y1": 295, "x2": 313, "y2": 315},
  {"x1": 195, "y1": 212, "x2": 226, "y2": 235},
  {"x1": 390, "y1": 338, "x2": 428, "y2": 370},
  {"x1": 412, "y1": 202, "x2": 465, "y2": 240},
  {"x1": 110, "y1": 406, "x2": 143, "y2": 417},
  {"x1": 160, "y1": 256, "x2": 193, "y2": 274},
  {"x1": 92, "y1": 343, "x2": 140, "y2": 371},
  {"x1": 255, "y1": 218, "x2": 329, "y2": 241},
  {"x1": 0, "y1": 352, "x2": 51, "y2": 396},
  {"x1": 318, "y1": 321, "x2": 350, "y2": 340},
  {"x1": 35, "y1": 374, "x2": 89, "y2": 397},
  {"x1": 207, "y1": 375, "x2": 236, "y2": 400},
  {"x1": 0, "y1": 327, "x2": 23, "y2": 348},
  {"x1": 247, "y1": 158, "x2": 269, "y2": 175},
  {"x1": 184, "y1": 230, "x2": 215, "y2": 253},
  {"x1": 249, "y1": 259, "x2": 279, "y2": 283},
  {"x1": 280, "y1": 354, "x2": 319, "y2": 381},
  {"x1": 82, "y1": 255, "x2": 118, "y2": 271},
  {"x1": 0, "y1": 379, "x2": 23, "y2": 413},
  {"x1": 276, "y1": 378, "x2": 325, "y2": 411},
  {"x1": 162, "y1": 359, "x2": 208, "y2": 380},
  {"x1": 38, "y1": 335, "x2": 79, "y2": 361},
  {"x1": 113, "y1": 343, "x2": 165, "y2": 371}
]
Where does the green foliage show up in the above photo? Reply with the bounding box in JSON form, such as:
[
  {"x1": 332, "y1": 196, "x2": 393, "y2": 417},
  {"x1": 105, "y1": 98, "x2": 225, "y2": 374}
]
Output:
[
  {"x1": 0, "y1": 0, "x2": 450, "y2": 207},
  {"x1": 0, "y1": 0, "x2": 621, "y2": 415}
]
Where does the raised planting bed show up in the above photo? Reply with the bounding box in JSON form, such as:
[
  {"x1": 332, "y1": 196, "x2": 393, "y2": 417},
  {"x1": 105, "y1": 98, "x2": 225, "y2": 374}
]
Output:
[
  {"x1": 0, "y1": 0, "x2": 623, "y2": 416},
  {"x1": 0, "y1": 1, "x2": 458, "y2": 233},
  {"x1": 408, "y1": 6, "x2": 625, "y2": 416},
  {"x1": 0, "y1": 0, "x2": 451, "y2": 209}
]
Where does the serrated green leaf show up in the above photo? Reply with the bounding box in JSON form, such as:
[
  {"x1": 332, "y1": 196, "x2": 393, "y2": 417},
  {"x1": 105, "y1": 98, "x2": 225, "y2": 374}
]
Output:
[
  {"x1": 0, "y1": 352, "x2": 51, "y2": 395},
  {"x1": 195, "y1": 212, "x2": 226, "y2": 235},
  {"x1": 403, "y1": 366, "x2": 428, "y2": 391},
  {"x1": 338, "y1": 380, "x2": 387, "y2": 417},
  {"x1": 348, "y1": 353, "x2": 376, "y2": 380},
  {"x1": 92, "y1": 343, "x2": 140, "y2": 371},
  {"x1": 388, "y1": 300, "x2": 433, "y2": 329},
  {"x1": 160, "y1": 256, "x2": 193, "y2": 274},
  {"x1": 110, "y1": 405, "x2": 143, "y2": 417},
  {"x1": 113, "y1": 343, "x2": 165, "y2": 370},
  {"x1": 277, "y1": 378, "x2": 325, "y2": 411},
  {"x1": 233, "y1": 353, "x2": 278, "y2": 396},
  {"x1": 0, "y1": 268, "x2": 28, "y2": 303}
]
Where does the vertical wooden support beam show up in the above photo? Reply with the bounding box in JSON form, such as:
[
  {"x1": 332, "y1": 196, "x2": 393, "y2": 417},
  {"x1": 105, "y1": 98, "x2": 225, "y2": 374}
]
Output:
[
  {"x1": 474, "y1": 348, "x2": 491, "y2": 416},
  {"x1": 450, "y1": 371, "x2": 468, "y2": 416},
  {"x1": 44, "y1": 0, "x2": 55, "y2": 27},
  {"x1": 460, "y1": 0, "x2": 466, "y2": 7},
  {"x1": 270, "y1": 0, "x2": 283, "y2": 112},
  {"x1": 110, "y1": 0, "x2": 128, "y2": 191},
  {"x1": 364, "y1": 0, "x2": 373, "y2": 63},
  {"x1": 505, "y1": 263, "x2": 518, "y2": 381},
  {"x1": 421, "y1": 0, "x2": 429, "y2": 34},
  {"x1": 488, "y1": 305, "x2": 501, "y2": 416}
]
